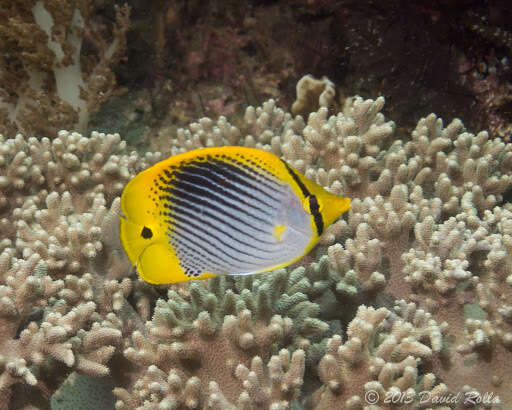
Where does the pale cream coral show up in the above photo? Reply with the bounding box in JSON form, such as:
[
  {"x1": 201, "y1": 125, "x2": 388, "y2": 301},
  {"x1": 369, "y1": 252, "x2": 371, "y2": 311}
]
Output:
[
  {"x1": 310, "y1": 304, "x2": 448, "y2": 410},
  {"x1": 291, "y1": 74, "x2": 336, "y2": 118},
  {"x1": 114, "y1": 348, "x2": 304, "y2": 410},
  {"x1": 1, "y1": 76, "x2": 512, "y2": 408},
  {"x1": 0, "y1": 129, "x2": 156, "y2": 408},
  {"x1": 122, "y1": 308, "x2": 299, "y2": 408},
  {"x1": 0, "y1": 252, "x2": 122, "y2": 407},
  {"x1": 96, "y1": 90, "x2": 512, "y2": 408}
]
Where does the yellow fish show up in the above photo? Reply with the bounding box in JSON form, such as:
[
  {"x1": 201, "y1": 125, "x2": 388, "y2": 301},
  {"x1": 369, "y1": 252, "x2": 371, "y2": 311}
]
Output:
[{"x1": 120, "y1": 146, "x2": 350, "y2": 284}]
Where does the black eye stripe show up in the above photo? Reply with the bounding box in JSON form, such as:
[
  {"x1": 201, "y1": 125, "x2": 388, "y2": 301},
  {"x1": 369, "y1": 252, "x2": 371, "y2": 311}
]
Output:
[{"x1": 141, "y1": 226, "x2": 153, "y2": 239}]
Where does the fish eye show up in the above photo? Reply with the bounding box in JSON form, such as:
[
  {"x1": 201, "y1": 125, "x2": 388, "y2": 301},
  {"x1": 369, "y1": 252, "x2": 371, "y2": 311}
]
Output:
[{"x1": 141, "y1": 226, "x2": 153, "y2": 239}]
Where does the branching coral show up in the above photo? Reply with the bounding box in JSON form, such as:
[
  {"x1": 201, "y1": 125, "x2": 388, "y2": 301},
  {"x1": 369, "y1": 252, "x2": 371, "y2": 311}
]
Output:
[
  {"x1": 308, "y1": 303, "x2": 448, "y2": 409},
  {"x1": 0, "y1": 130, "x2": 161, "y2": 248},
  {"x1": 115, "y1": 348, "x2": 305, "y2": 410},
  {"x1": 1, "y1": 74, "x2": 512, "y2": 408},
  {"x1": 0, "y1": 251, "x2": 122, "y2": 408},
  {"x1": 115, "y1": 271, "x2": 324, "y2": 408},
  {"x1": 291, "y1": 74, "x2": 335, "y2": 118},
  {"x1": 0, "y1": 129, "x2": 158, "y2": 408},
  {"x1": 117, "y1": 79, "x2": 512, "y2": 406}
]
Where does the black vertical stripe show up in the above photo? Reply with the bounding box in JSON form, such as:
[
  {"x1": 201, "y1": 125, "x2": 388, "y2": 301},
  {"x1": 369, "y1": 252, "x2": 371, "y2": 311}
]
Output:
[
  {"x1": 281, "y1": 160, "x2": 324, "y2": 236},
  {"x1": 307, "y1": 195, "x2": 324, "y2": 235}
]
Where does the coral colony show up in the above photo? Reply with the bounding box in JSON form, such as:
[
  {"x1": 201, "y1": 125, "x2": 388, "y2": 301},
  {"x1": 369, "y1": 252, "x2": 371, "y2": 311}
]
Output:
[
  {"x1": 1, "y1": 73, "x2": 511, "y2": 408},
  {"x1": 0, "y1": 4, "x2": 511, "y2": 408}
]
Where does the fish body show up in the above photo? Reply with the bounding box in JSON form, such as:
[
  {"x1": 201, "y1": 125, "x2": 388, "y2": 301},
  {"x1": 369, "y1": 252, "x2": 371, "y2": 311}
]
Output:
[{"x1": 120, "y1": 146, "x2": 350, "y2": 284}]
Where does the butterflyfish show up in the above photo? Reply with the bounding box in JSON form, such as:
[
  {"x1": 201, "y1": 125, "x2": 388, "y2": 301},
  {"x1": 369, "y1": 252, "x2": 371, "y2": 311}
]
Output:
[{"x1": 119, "y1": 146, "x2": 350, "y2": 284}]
